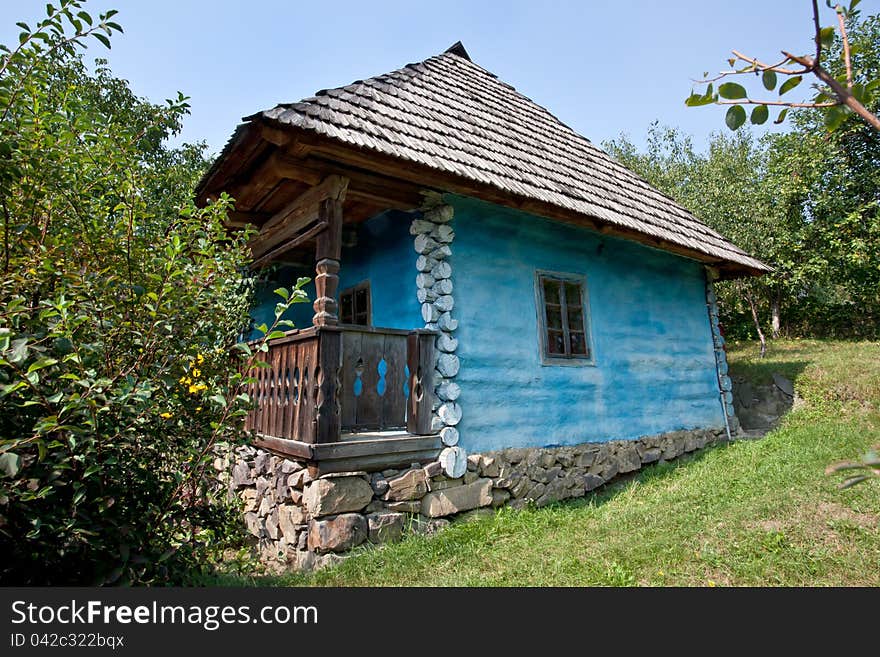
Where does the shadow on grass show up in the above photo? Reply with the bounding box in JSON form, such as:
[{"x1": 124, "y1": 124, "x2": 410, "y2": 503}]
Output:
[
  {"x1": 545, "y1": 441, "x2": 720, "y2": 513},
  {"x1": 727, "y1": 359, "x2": 810, "y2": 388}
]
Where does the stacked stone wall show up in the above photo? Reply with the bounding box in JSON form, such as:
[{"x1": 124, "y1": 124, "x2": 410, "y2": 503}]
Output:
[{"x1": 217, "y1": 427, "x2": 728, "y2": 572}]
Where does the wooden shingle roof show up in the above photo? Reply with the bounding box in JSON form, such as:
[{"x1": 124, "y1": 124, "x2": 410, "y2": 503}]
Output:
[{"x1": 212, "y1": 42, "x2": 768, "y2": 275}]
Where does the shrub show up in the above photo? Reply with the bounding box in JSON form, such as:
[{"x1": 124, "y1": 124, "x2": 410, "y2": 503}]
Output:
[{"x1": 0, "y1": 1, "x2": 306, "y2": 584}]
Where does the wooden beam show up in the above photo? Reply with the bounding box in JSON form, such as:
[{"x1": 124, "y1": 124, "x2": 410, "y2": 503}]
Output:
[
  {"x1": 224, "y1": 210, "x2": 271, "y2": 228},
  {"x1": 272, "y1": 152, "x2": 425, "y2": 209},
  {"x1": 309, "y1": 447, "x2": 441, "y2": 477},
  {"x1": 254, "y1": 434, "x2": 314, "y2": 460},
  {"x1": 249, "y1": 175, "x2": 349, "y2": 260},
  {"x1": 311, "y1": 434, "x2": 442, "y2": 460},
  {"x1": 250, "y1": 220, "x2": 328, "y2": 269},
  {"x1": 260, "y1": 124, "x2": 293, "y2": 147}
]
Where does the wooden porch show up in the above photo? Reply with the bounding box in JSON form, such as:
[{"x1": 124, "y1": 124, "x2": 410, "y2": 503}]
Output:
[
  {"x1": 197, "y1": 119, "x2": 450, "y2": 474},
  {"x1": 243, "y1": 324, "x2": 440, "y2": 475}
]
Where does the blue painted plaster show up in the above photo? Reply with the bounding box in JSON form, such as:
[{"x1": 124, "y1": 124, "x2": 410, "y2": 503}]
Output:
[
  {"x1": 337, "y1": 211, "x2": 421, "y2": 330},
  {"x1": 447, "y1": 195, "x2": 725, "y2": 453},
  {"x1": 248, "y1": 211, "x2": 421, "y2": 338}
]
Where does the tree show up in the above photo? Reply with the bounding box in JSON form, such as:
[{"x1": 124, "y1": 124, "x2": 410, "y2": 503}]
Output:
[
  {"x1": 0, "y1": 1, "x2": 306, "y2": 584},
  {"x1": 686, "y1": 1, "x2": 880, "y2": 133},
  {"x1": 605, "y1": 124, "x2": 776, "y2": 352}
]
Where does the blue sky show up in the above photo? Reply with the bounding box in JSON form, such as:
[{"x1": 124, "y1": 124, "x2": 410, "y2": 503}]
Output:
[{"x1": 3, "y1": 0, "x2": 878, "y2": 155}]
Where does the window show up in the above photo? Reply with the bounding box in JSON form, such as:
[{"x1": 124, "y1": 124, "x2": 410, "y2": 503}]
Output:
[
  {"x1": 536, "y1": 272, "x2": 592, "y2": 362},
  {"x1": 339, "y1": 280, "x2": 371, "y2": 326}
]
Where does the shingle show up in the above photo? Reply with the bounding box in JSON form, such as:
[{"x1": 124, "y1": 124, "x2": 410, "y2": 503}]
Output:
[{"x1": 211, "y1": 46, "x2": 768, "y2": 273}]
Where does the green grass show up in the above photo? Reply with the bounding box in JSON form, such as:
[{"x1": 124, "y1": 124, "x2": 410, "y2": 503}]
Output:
[{"x1": 221, "y1": 339, "x2": 880, "y2": 586}]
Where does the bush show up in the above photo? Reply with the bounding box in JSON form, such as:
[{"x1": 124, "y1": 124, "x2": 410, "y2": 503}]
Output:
[{"x1": 0, "y1": 1, "x2": 307, "y2": 584}]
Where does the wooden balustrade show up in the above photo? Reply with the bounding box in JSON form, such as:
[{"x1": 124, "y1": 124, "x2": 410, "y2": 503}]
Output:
[
  {"x1": 243, "y1": 326, "x2": 436, "y2": 445},
  {"x1": 243, "y1": 328, "x2": 322, "y2": 443}
]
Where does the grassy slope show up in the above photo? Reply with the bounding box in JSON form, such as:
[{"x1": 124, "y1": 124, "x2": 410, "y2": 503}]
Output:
[{"x1": 235, "y1": 340, "x2": 880, "y2": 586}]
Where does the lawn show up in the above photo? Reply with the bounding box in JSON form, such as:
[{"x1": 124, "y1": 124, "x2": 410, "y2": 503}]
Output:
[{"x1": 225, "y1": 339, "x2": 880, "y2": 586}]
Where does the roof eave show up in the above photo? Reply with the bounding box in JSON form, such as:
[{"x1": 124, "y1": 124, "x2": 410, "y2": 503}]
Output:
[{"x1": 201, "y1": 116, "x2": 771, "y2": 279}]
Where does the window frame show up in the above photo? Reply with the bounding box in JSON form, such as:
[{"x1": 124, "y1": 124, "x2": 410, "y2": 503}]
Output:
[
  {"x1": 339, "y1": 279, "x2": 372, "y2": 327},
  {"x1": 534, "y1": 270, "x2": 595, "y2": 366}
]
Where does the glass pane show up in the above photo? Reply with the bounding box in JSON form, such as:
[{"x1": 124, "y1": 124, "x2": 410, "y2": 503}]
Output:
[
  {"x1": 355, "y1": 311, "x2": 368, "y2": 326},
  {"x1": 542, "y1": 278, "x2": 561, "y2": 305},
  {"x1": 570, "y1": 331, "x2": 589, "y2": 356},
  {"x1": 340, "y1": 293, "x2": 353, "y2": 324},
  {"x1": 567, "y1": 308, "x2": 584, "y2": 331},
  {"x1": 546, "y1": 308, "x2": 563, "y2": 329},
  {"x1": 547, "y1": 330, "x2": 565, "y2": 355},
  {"x1": 564, "y1": 282, "x2": 582, "y2": 306},
  {"x1": 355, "y1": 287, "x2": 369, "y2": 316}
]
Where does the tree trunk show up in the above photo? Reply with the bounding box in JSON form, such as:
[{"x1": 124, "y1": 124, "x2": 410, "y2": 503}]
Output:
[
  {"x1": 746, "y1": 291, "x2": 766, "y2": 358},
  {"x1": 770, "y1": 293, "x2": 781, "y2": 340}
]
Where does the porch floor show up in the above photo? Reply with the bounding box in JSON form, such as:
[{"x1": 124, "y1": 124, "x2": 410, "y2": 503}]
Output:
[{"x1": 255, "y1": 430, "x2": 442, "y2": 476}]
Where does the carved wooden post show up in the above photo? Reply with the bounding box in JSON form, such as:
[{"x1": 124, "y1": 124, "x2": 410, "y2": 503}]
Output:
[
  {"x1": 407, "y1": 330, "x2": 436, "y2": 435},
  {"x1": 315, "y1": 328, "x2": 342, "y2": 443},
  {"x1": 313, "y1": 197, "x2": 343, "y2": 327}
]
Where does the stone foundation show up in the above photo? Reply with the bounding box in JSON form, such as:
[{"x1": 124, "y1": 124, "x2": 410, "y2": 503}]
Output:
[{"x1": 217, "y1": 426, "x2": 728, "y2": 573}]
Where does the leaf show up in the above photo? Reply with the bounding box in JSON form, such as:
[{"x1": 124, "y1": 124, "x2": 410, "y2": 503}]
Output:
[
  {"x1": 719, "y1": 82, "x2": 747, "y2": 100},
  {"x1": 725, "y1": 105, "x2": 747, "y2": 130},
  {"x1": 94, "y1": 32, "x2": 111, "y2": 49},
  {"x1": 685, "y1": 91, "x2": 715, "y2": 107},
  {"x1": 779, "y1": 76, "x2": 802, "y2": 95},
  {"x1": 762, "y1": 70, "x2": 777, "y2": 91},
  {"x1": 774, "y1": 108, "x2": 789, "y2": 124},
  {"x1": 750, "y1": 105, "x2": 769, "y2": 125},
  {"x1": 819, "y1": 26, "x2": 835, "y2": 49},
  {"x1": 851, "y1": 83, "x2": 867, "y2": 104},
  {"x1": 27, "y1": 357, "x2": 58, "y2": 373},
  {"x1": 1, "y1": 381, "x2": 26, "y2": 398},
  {"x1": 273, "y1": 287, "x2": 289, "y2": 301},
  {"x1": 824, "y1": 105, "x2": 848, "y2": 131},
  {"x1": 265, "y1": 331, "x2": 287, "y2": 340},
  {"x1": 0, "y1": 452, "x2": 21, "y2": 478}
]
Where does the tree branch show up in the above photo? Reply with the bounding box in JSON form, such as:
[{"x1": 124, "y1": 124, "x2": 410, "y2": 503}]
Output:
[
  {"x1": 810, "y1": 0, "x2": 822, "y2": 69},
  {"x1": 837, "y1": 8, "x2": 853, "y2": 89},
  {"x1": 717, "y1": 99, "x2": 837, "y2": 108},
  {"x1": 785, "y1": 52, "x2": 880, "y2": 131}
]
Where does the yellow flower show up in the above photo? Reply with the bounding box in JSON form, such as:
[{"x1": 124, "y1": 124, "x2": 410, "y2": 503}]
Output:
[
  {"x1": 192, "y1": 368, "x2": 201, "y2": 378},
  {"x1": 188, "y1": 383, "x2": 208, "y2": 394},
  {"x1": 178, "y1": 375, "x2": 187, "y2": 384},
  {"x1": 707, "y1": 580, "x2": 717, "y2": 587},
  {"x1": 196, "y1": 354, "x2": 205, "y2": 364},
  {"x1": 159, "y1": 412, "x2": 172, "y2": 419},
  {"x1": 195, "y1": 406, "x2": 202, "y2": 412}
]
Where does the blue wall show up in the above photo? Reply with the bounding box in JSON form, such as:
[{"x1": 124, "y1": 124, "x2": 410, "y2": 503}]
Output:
[
  {"x1": 338, "y1": 210, "x2": 422, "y2": 330},
  {"x1": 248, "y1": 210, "x2": 421, "y2": 336},
  {"x1": 448, "y1": 195, "x2": 724, "y2": 453}
]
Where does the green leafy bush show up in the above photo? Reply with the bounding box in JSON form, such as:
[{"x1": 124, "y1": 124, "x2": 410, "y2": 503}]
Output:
[{"x1": 0, "y1": 1, "x2": 307, "y2": 584}]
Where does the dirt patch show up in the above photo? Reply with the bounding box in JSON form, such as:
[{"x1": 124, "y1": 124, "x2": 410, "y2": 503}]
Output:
[
  {"x1": 751, "y1": 500, "x2": 877, "y2": 552},
  {"x1": 814, "y1": 501, "x2": 877, "y2": 529}
]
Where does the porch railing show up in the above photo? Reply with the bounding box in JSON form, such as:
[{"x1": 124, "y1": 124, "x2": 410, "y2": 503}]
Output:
[{"x1": 243, "y1": 325, "x2": 436, "y2": 444}]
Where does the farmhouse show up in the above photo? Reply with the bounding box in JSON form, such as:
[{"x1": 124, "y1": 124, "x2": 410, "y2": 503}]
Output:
[{"x1": 198, "y1": 43, "x2": 767, "y2": 564}]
